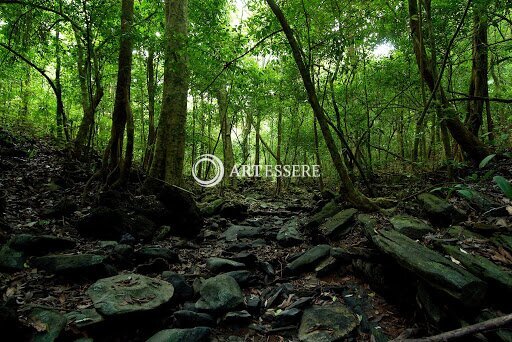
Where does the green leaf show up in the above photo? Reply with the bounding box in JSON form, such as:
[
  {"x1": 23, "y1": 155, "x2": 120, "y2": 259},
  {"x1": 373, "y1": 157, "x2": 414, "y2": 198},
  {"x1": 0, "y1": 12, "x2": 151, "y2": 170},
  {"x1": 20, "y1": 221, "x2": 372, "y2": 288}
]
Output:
[
  {"x1": 456, "y1": 189, "x2": 474, "y2": 200},
  {"x1": 494, "y1": 176, "x2": 512, "y2": 200},
  {"x1": 479, "y1": 154, "x2": 496, "y2": 169}
]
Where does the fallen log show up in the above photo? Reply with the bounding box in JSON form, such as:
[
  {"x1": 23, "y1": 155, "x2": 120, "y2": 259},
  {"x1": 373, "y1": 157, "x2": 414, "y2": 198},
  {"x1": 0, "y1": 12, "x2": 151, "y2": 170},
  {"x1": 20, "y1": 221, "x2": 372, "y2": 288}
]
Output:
[
  {"x1": 394, "y1": 312, "x2": 512, "y2": 341},
  {"x1": 359, "y1": 215, "x2": 487, "y2": 307}
]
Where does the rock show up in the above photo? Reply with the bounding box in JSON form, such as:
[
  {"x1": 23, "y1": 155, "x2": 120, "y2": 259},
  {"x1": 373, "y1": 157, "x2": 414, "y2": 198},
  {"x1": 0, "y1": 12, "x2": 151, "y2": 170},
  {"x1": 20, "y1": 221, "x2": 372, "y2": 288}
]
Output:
[
  {"x1": 31, "y1": 254, "x2": 110, "y2": 277},
  {"x1": 137, "y1": 247, "x2": 179, "y2": 263},
  {"x1": 417, "y1": 193, "x2": 461, "y2": 225},
  {"x1": 219, "y1": 201, "x2": 248, "y2": 219},
  {"x1": 247, "y1": 296, "x2": 261, "y2": 315},
  {"x1": 8, "y1": 234, "x2": 76, "y2": 255},
  {"x1": 288, "y1": 297, "x2": 313, "y2": 310},
  {"x1": 147, "y1": 327, "x2": 211, "y2": 342},
  {"x1": 156, "y1": 184, "x2": 204, "y2": 238},
  {"x1": 99, "y1": 241, "x2": 118, "y2": 249},
  {"x1": 273, "y1": 308, "x2": 302, "y2": 327},
  {"x1": 318, "y1": 208, "x2": 358, "y2": 238},
  {"x1": 87, "y1": 273, "x2": 174, "y2": 317},
  {"x1": 153, "y1": 226, "x2": 172, "y2": 241},
  {"x1": 285, "y1": 244, "x2": 331, "y2": 274},
  {"x1": 315, "y1": 256, "x2": 339, "y2": 277},
  {"x1": 221, "y1": 225, "x2": 263, "y2": 242},
  {"x1": 126, "y1": 215, "x2": 158, "y2": 241},
  {"x1": 76, "y1": 206, "x2": 125, "y2": 240},
  {"x1": 223, "y1": 270, "x2": 252, "y2": 287},
  {"x1": 259, "y1": 261, "x2": 275, "y2": 276},
  {"x1": 304, "y1": 200, "x2": 341, "y2": 229},
  {"x1": 65, "y1": 308, "x2": 104, "y2": 328},
  {"x1": 98, "y1": 190, "x2": 124, "y2": 208},
  {"x1": 0, "y1": 304, "x2": 26, "y2": 336},
  {"x1": 135, "y1": 258, "x2": 169, "y2": 274},
  {"x1": 120, "y1": 232, "x2": 136, "y2": 245},
  {"x1": 222, "y1": 310, "x2": 251, "y2": 325},
  {"x1": 30, "y1": 308, "x2": 67, "y2": 342},
  {"x1": 0, "y1": 245, "x2": 26, "y2": 270},
  {"x1": 298, "y1": 305, "x2": 358, "y2": 342},
  {"x1": 161, "y1": 272, "x2": 194, "y2": 302},
  {"x1": 174, "y1": 310, "x2": 215, "y2": 328},
  {"x1": 206, "y1": 257, "x2": 246, "y2": 273},
  {"x1": 111, "y1": 244, "x2": 133, "y2": 260},
  {"x1": 195, "y1": 274, "x2": 244, "y2": 313},
  {"x1": 389, "y1": 215, "x2": 435, "y2": 239},
  {"x1": 200, "y1": 198, "x2": 225, "y2": 217},
  {"x1": 277, "y1": 220, "x2": 304, "y2": 246},
  {"x1": 41, "y1": 197, "x2": 78, "y2": 218},
  {"x1": 456, "y1": 189, "x2": 500, "y2": 212}
]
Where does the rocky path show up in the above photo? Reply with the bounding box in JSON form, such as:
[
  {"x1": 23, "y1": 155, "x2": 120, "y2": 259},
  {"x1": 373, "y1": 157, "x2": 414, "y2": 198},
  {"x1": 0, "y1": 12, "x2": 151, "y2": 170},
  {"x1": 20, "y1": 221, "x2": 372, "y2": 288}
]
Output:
[{"x1": 1, "y1": 132, "x2": 511, "y2": 341}]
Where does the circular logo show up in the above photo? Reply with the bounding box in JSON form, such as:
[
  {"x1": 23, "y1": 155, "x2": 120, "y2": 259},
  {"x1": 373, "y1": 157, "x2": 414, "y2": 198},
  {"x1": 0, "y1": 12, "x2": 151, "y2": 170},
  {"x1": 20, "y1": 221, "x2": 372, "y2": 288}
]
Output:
[{"x1": 192, "y1": 154, "x2": 225, "y2": 187}]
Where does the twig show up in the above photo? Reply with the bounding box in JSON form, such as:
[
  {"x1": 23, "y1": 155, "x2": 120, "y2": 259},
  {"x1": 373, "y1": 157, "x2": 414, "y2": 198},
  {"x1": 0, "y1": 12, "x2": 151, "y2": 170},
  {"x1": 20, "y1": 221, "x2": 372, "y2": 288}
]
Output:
[{"x1": 394, "y1": 313, "x2": 512, "y2": 341}]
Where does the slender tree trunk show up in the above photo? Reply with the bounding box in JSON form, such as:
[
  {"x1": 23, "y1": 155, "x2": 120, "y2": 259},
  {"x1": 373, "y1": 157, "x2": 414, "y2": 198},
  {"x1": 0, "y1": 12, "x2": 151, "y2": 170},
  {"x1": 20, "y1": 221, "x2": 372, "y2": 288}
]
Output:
[
  {"x1": 255, "y1": 112, "x2": 261, "y2": 166},
  {"x1": 266, "y1": 0, "x2": 378, "y2": 210},
  {"x1": 276, "y1": 108, "x2": 283, "y2": 194},
  {"x1": 217, "y1": 84, "x2": 234, "y2": 186},
  {"x1": 101, "y1": 0, "x2": 134, "y2": 185},
  {"x1": 313, "y1": 117, "x2": 324, "y2": 192},
  {"x1": 149, "y1": 0, "x2": 189, "y2": 185},
  {"x1": 408, "y1": 0, "x2": 489, "y2": 163},
  {"x1": 143, "y1": 48, "x2": 157, "y2": 170},
  {"x1": 466, "y1": 8, "x2": 490, "y2": 139}
]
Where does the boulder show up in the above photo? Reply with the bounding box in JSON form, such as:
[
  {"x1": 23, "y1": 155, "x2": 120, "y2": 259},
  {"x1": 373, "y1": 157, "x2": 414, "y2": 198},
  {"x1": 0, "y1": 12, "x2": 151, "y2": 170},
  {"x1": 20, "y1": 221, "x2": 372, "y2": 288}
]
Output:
[
  {"x1": 285, "y1": 244, "x2": 331, "y2": 274},
  {"x1": 31, "y1": 254, "x2": 110, "y2": 277},
  {"x1": 137, "y1": 247, "x2": 179, "y2": 263},
  {"x1": 8, "y1": 234, "x2": 76, "y2": 255},
  {"x1": 174, "y1": 310, "x2": 215, "y2": 328},
  {"x1": 222, "y1": 310, "x2": 251, "y2": 325},
  {"x1": 222, "y1": 270, "x2": 252, "y2": 287},
  {"x1": 65, "y1": 308, "x2": 104, "y2": 329},
  {"x1": 318, "y1": 208, "x2": 358, "y2": 238},
  {"x1": 389, "y1": 215, "x2": 434, "y2": 239},
  {"x1": 298, "y1": 305, "x2": 358, "y2": 342},
  {"x1": 161, "y1": 272, "x2": 194, "y2": 302},
  {"x1": 0, "y1": 245, "x2": 26, "y2": 271},
  {"x1": 87, "y1": 273, "x2": 174, "y2": 317},
  {"x1": 195, "y1": 274, "x2": 244, "y2": 313},
  {"x1": 76, "y1": 206, "x2": 125, "y2": 240},
  {"x1": 221, "y1": 225, "x2": 263, "y2": 242},
  {"x1": 277, "y1": 220, "x2": 304, "y2": 246},
  {"x1": 206, "y1": 257, "x2": 246, "y2": 273},
  {"x1": 200, "y1": 198, "x2": 225, "y2": 217},
  {"x1": 273, "y1": 308, "x2": 302, "y2": 327},
  {"x1": 218, "y1": 201, "x2": 248, "y2": 219},
  {"x1": 147, "y1": 327, "x2": 211, "y2": 342},
  {"x1": 156, "y1": 184, "x2": 203, "y2": 238},
  {"x1": 417, "y1": 193, "x2": 461, "y2": 225},
  {"x1": 304, "y1": 200, "x2": 341, "y2": 229},
  {"x1": 30, "y1": 308, "x2": 67, "y2": 342}
]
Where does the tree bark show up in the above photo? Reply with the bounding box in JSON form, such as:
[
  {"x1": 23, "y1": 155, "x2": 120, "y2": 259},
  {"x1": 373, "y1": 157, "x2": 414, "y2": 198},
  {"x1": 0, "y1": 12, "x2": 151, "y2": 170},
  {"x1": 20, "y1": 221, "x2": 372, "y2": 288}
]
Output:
[
  {"x1": 149, "y1": 0, "x2": 189, "y2": 186},
  {"x1": 143, "y1": 48, "x2": 157, "y2": 170},
  {"x1": 217, "y1": 83, "x2": 235, "y2": 186},
  {"x1": 266, "y1": 0, "x2": 378, "y2": 211}
]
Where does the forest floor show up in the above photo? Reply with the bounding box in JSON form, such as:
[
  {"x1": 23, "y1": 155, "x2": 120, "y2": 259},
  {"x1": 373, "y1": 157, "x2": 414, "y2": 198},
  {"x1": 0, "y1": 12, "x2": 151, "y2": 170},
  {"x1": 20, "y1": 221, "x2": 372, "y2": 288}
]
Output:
[{"x1": 0, "y1": 129, "x2": 511, "y2": 342}]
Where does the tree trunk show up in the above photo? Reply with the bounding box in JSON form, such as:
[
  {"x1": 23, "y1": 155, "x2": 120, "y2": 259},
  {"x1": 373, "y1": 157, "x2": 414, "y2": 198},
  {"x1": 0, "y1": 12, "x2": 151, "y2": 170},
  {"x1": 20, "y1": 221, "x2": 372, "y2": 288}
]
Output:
[
  {"x1": 465, "y1": 8, "x2": 489, "y2": 139},
  {"x1": 217, "y1": 84, "x2": 235, "y2": 186},
  {"x1": 408, "y1": 0, "x2": 489, "y2": 163},
  {"x1": 255, "y1": 112, "x2": 261, "y2": 166},
  {"x1": 266, "y1": 0, "x2": 378, "y2": 211},
  {"x1": 149, "y1": 0, "x2": 189, "y2": 185},
  {"x1": 143, "y1": 48, "x2": 157, "y2": 170},
  {"x1": 313, "y1": 117, "x2": 324, "y2": 192},
  {"x1": 276, "y1": 108, "x2": 283, "y2": 194},
  {"x1": 101, "y1": 0, "x2": 134, "y2": 185}
]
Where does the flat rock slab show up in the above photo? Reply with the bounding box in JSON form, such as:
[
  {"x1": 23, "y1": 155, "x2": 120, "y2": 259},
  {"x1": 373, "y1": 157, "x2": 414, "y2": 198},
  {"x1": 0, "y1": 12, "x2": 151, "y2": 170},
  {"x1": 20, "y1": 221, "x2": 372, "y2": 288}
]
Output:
[
  {"x1": 298, "y1": 304, "x2": 358, "y2": 342},
  {"x1": 195, "y1": 274, "x2": 244, "y2": 313},
  {"x1": 221, "y1": 225, "x2": 263, "y2": 242},
  {"x1": 30, "y1": 308, "x2": 67, "y2": 342},
  {"x1": 137, "y1": 247, "x2": 179, "y2": 263},
  {"x1": 285, "y1": 244, "x2": 331, "y2": 274},
  {"x1": 8, "y1": 234, "x2": 75, "y2": 255},
  {"x1": 319, "y1": 208, "x2": 358, "y2": 238},
  {"x1": 417, "y1": 193, "x2": 460, "y2": 225},
  {"x1": 0, "y1": 245, "x2": 26, "y2": 271},
  {"x1": 206, "y1": 257, "x2": 246, "y2": 273},
  {"x1": 304, "y1": 200, "x2": 341, "y2": 229},
  {"x1": 65, "y1": 308, "x2": 104, "y2": 328},
  {"x1": 87, "y1": 273, "x2": 174, "y2": 317},
  {"x1": 277, "y1": 219, "x2": 304, "y2": 246},
  {"x1": 390, "y1": 214, "x2": 434, "y2": 239},
  {"x1": 31, "y1": 254, "x2": 107, "y2": 276},
  {"x1": 147, "y1": 327, "x2": 211, "y2": 342}
]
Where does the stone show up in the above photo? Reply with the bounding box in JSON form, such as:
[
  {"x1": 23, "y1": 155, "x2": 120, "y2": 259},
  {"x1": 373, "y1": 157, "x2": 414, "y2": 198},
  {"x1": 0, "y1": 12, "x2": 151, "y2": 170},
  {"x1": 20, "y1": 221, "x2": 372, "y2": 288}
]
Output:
[
  {"x1": 137, "y1": 247, "x2": 179, "y2": 263},
  {"x1": 221, "y1": 225, "x2": 263, "y2": 242},
  {"x1": 65, "y1": 309, "x2": 104, "y2": 328},
  {"x1": 222, "y1": 310, "x2": 251, "y2": 325},
  {"x1": 219, "y1": 202, "x2": 248, "y2": 219},
  {"x1": 417, "y1": 193, "x2": 460, "y2": 225},
  {"x1": 30, "y1": 308, "x2": 67, "y2": 342},
  {"x1": 76, "y1": 206, "x2": 125, "y2": 240},
  {"x1": 147, "y1": 327, "x2": 211, "y2": 342},
  {"x1": 298, "y1": 305, "x2": 358, "y2": 342},
  {"x1": 195, "y1": 274, "x2": 244, "y2": 313},
  {"x1": 206, "y1": 257, "x2": 246, "y2": 273},
  {"x1": 99, "y1": 241, "x2": 118, "y2": 249},
  {"x1": 87, "y1": 273, "x2": 174, "y2": 317},
  {"x1": 200, "y1": 198, "x2": 225, "y2": 217},
  {"x1": 135, "y1": 258, "x2": 169, "y2": 274},
  {"x1": 277, "y1": 220, "x2": 304, "y2": 247},
  {"x1": 125, "y1": 215, "x2": 158, "y2": 241},
  {"x1": 288, "y1": 297, "x2": 313, "y2": 310},
  {"x1": 247, "y1": 296, "x2": 261, "y2": 315},
  {"x1": 304, "y1": 200, "x2": 341, "y2": 229},
  {"x1": 161, "y1": 272, "x2": 194, "y2": 302},
  {"x1": 174, "y1": 310, "x2": 215, "y2": 328},
  {"x1": 318, "y1": 208, "x2": 358, "y2": 238},
  {"x1": 223, "y1": 270, "x2": 252, "y2": 287},
  {"x1": 259, "y1": 261, "x2": 275, "y2": 276},
  {"x1": 285, "y1": 244, "x2": 331, "y2": 274},
  {"x1": 315, "y1": 256, "x2": 339, "y2": 277},
  {"x1": 390, "y1": 215, "x2": 435, "y2": 239},
  {"x1": 273, "y1": 308, "x2": 302, "y2": 327},
  {"x1": 230, "y1": 251, "x2": 258, "y2": 266},
  {"x1": 156, "y1": 184, "x2": 204, "y2": 238},
  {"x1": 31, "y1": 254, "x2": 109, "y2": 277},
  {"x1": 8, "y1": 234, "x2": 76, "y2": 255},
  {"x1": 0, "y1": 245, "x2": 26, "y2": 271}
]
